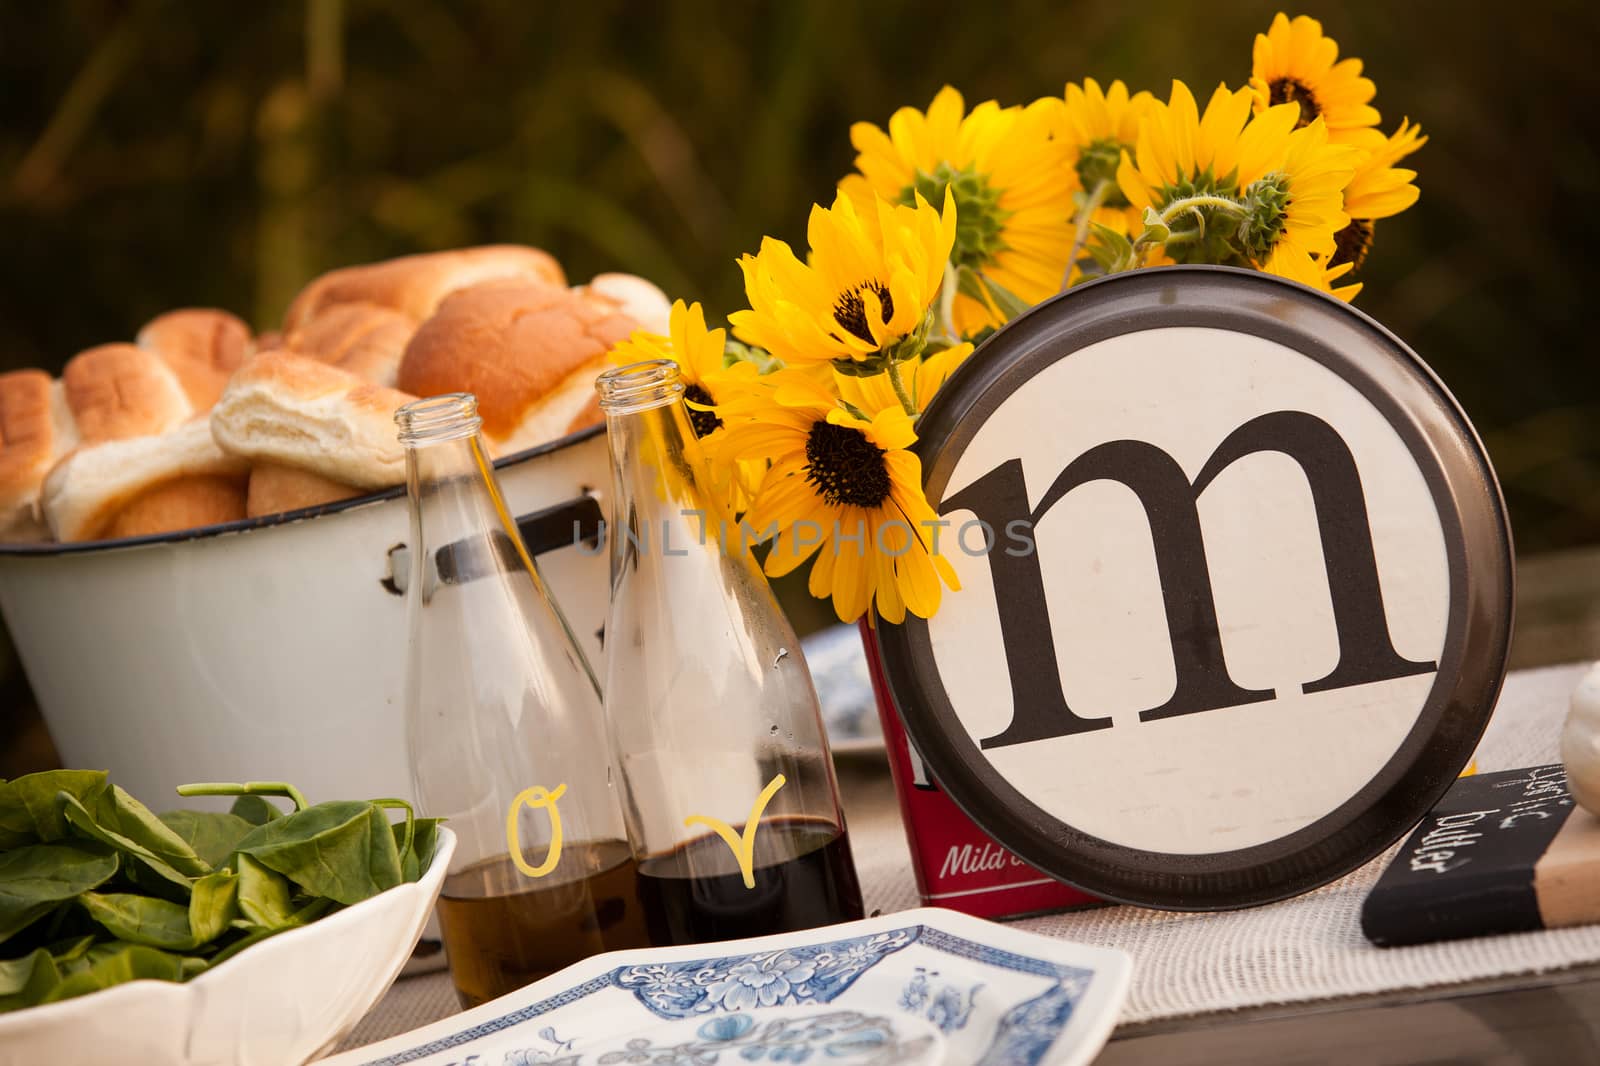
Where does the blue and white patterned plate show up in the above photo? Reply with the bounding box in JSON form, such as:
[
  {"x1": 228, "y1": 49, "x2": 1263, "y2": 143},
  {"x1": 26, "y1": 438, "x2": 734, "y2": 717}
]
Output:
[{"x1": 318, "y1": 908, "x2": 1132, "y2": 1066}]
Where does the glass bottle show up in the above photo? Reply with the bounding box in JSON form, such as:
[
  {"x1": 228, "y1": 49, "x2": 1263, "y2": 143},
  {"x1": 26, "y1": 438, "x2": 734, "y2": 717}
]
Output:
[
  {"x1": 595, "y1": 360, "x2": 864, "y2": 946},
  {"x1": 398, "y1": 393, "x2": 650, "y2": 1009}
]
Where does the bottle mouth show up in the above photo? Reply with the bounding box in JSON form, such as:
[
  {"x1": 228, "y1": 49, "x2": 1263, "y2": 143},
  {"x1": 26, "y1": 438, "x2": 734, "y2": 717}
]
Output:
[
  {"x1": 396, "y1": 393, "x2": 483, "y2": 444},
  {"x1": 596, "y1": 359, "x2": 685, "y2": 413}
]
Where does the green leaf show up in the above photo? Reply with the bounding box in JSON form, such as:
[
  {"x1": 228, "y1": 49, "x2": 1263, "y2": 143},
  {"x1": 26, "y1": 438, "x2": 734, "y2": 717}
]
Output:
[
  {"x1": 722, "y1": 338, "x2": 783, "y2": 375},
  {"x1": 97, "y1": 787, "x2": 212, "y2": 877},
  {"x1": 37, "y1": 941, "x2": 188, "y2": 1006},
  {"x1": 0, "y1": 948, "x2": 54, "y2": 997},
  {"x1": 956, "y1": 266, "x2": 1033, "y2": 325},
  {"x1": 186, "y1": 870, "x2": 238, "y2": 947},
  {"x1": 232, "y1": 802, "x2": 403, "y2": 905},
  {"x1": 0, "y1": 949, "x2": 60, "y2": 1012},
  {"x1": 1137, "y1": 205, "x2": 1172, "y2": 245},
  {"x1": 158, "y1": 810, "x2": 255, "y2": 870},
  {"x1": 397, "y1": 818, "x2": 445, "y2": 882},
  {"x1": 228, "y1": 795, "x2": 284, "y2": 827},
  {"x1": 0, "y1": 770, "x2": 110, "y2": 848},
  {"x1": 0, "y1": 842, "x2": 120, "y2": 940},
  {"x1": 59, "y1": 792, "x2": 198, "y2": 894},
  {"x1": 79, "y1": 893, "x2": 192, "y2": 949},
  {"x1": 80, "y1": 870, "x2": 237, "y2": 950},
  {"x1": 235, "y1": 853, "x2": 296, "y2": 930}
]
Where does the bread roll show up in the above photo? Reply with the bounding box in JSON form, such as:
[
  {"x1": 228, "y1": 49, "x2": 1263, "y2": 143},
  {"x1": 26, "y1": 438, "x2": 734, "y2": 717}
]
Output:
[
  {"x1": 398, "y1": 280, "x2": 637, "y2": 454},
  {"x1": 210, "y1": 351, "x2": 416, "y2": 490},
  {"x1": 42, "y1": 419, "x2": 249, "y2": 542},
  {"x1": 136, "y1": 308, "x2": 253, "y2": 409},
  {"x1": 0, "y1": 370, "x2": 78, "y2": 540},
  {"x1": 577, "y1": 273, "x2": 671, "y2": 334},
  {"x1": 63, "y1": 344, "x2": 192, "y2": 444},
  {"x1": 282, "y1": 302, "x2": 413, "y2": 388},
  {"x1": 246, "y1": 462, "x2": 362, "y2": 518},
  {"x1": 283, "y1": 245, "x2": 565, "y2": 332},
  {"x1": 101, "y1": 475, "x2": 247, "y2": 541}
]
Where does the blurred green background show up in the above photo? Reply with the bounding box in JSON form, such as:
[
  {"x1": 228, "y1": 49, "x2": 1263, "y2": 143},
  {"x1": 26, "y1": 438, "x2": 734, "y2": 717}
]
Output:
[{"x1": 2, "y1": 0, "x2": 1597, "y2": 772}]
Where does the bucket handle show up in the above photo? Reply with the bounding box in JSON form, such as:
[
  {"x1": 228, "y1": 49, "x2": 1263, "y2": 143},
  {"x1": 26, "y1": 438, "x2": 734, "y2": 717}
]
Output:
[{"x1": 381, "y1": 495, "x2": 604, "y2": 596}]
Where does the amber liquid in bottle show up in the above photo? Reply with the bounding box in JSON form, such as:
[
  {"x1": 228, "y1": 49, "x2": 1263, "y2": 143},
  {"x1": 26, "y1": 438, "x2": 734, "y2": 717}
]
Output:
[{"x1": 435, "y1": 839, "x2": 648, "y2": 1008}]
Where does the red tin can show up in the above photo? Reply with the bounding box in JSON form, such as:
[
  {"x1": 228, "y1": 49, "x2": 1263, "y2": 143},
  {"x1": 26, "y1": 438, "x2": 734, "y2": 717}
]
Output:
[{"x1": 859, "y1": 620, "x2": 1099, "y2": 919}]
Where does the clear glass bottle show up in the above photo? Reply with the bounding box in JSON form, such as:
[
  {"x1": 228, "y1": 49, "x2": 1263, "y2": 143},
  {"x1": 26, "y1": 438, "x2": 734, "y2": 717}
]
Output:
[
  {"x1": 595, "y1": 360, "x2": 864, "y2": 946},
  {"x1": 398, "y1": 393, "x2": 651, "y2": 1009}
]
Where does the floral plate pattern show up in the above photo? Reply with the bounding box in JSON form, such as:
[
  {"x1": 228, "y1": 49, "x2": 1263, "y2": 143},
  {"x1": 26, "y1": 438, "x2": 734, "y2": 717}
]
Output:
[{"x1": 318, "y1": 908, "x2": 1131, "y2": 1066}]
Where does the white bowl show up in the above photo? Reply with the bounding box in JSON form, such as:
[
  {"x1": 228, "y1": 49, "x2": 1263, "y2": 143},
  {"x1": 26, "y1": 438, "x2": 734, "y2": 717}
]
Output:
[{"x1": 0, "y1": 827, "x2": 455, "y2": 1066}]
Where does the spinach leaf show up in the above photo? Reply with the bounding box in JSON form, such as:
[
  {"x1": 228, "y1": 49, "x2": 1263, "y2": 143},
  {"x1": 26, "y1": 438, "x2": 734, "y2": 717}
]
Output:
[
  {"x1": 0, "y1": 949, "x2": 59, "y2": 1012},
  {"x1": 0, "y1": 773, "x2": 434, "y2": 1009},
  {"x1": 0, "y1": 843, "x2": 119, "y2": 940},
  {"x1": 208, "y1": 896, "x2": 333, "y2": 969},
  {"x1": 94, "y1": 786, "x2": 212, "y2": 877},
  {"x1": 157, "y1": 810, "x2": 254, "y2": 870},
  {"x1": 0, "y1": 771, "x2": 109, "y2": 848},
  {"x1": 396, "y1": 817, "x2": 445, "y2": 881},
  {"x1": 0, "y1": 948, "x2": 53, "y2": 996},
  {"x1": 78, "y1": 893, "x2": 190, "y2": 949},
  {"x1": 79, "y1": 870, "x2": 238, "y2": 951},
  {"x1": 58, "y1": 793, "x2": 197, "y2": 894},
  {"x1": 232, "y1": 802, "x2": 403, "y2": 905},
  {"x1": 235, "y1": 853, "x2": 296, "y2": 930},
  {"x1": 186, "y1": 870, "x2": 239, "y2": 946},
  {"x1": 37, "y1": 941, "x2": 187, "y2": 1006},
  {"x1": 228, "y1": 795, "x2": 284, "y2": 827}
]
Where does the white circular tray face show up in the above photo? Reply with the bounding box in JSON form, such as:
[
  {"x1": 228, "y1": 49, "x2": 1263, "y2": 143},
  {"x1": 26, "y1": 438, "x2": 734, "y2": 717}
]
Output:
[{"x1": 877, "y1": 267, "x2": 1512, "y2": 909}]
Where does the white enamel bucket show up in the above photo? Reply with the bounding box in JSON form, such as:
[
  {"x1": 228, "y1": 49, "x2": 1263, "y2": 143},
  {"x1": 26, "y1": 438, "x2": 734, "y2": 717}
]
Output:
[{"x1": 0, "y1": 426, "x2": 611, "y2": 809}]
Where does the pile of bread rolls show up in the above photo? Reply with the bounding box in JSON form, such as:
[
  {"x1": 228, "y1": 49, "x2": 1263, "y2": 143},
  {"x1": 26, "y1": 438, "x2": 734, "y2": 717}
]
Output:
[{"x1": 0, "y1": 245, "x2": 668, "y2": 543}]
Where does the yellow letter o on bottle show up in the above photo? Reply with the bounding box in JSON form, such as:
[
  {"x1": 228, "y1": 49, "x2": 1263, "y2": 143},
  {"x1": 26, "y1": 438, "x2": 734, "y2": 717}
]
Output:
[{"x1": 506, "y1": 783, "x2": 568, "y2": 878}]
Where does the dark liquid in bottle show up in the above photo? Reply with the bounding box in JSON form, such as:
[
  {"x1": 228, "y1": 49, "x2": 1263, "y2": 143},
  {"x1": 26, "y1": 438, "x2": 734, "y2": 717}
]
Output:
[
  {"x1": 436, "y1": 839, "x2": 649, "y2": 1008},
  {"x1": 637, "y1": 817, "x2": 863, "y2": 946}
]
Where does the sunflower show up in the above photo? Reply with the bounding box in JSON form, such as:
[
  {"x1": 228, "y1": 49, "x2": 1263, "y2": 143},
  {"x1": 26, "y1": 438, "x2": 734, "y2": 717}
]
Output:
[
  {"x1": 1058, "y1": 78, "x2": 1155, "y2": 236},
  {"x1": 1115, "y1": 80, "x2": 1356, "y2": 270},
  {"x1": 1115, "y1": 81, "x2": 1271, "y2": 263},
  {"x1": 730, "y1": 190, "x2": 955, "y2": 371},
  {"x1": 1333, "y1": 118, "x2": 1427, "y2": 270},
  {"x1": 1236, "y1": 115, "x2": 1361, "y2": 266},
  {"x1": 609, "y1": 300, "x2": 759, "y2": 439},
  {"x1": 1264, "y1": 243, "x2": 1362, "y2": 302},
  {"x1": 1116, "y1": 81, "x2": 1254, "y2": 221},
  {"x1": 840, "y1": 86, "x2": 1072, "y2": 337},
  {"x1": 712, "y1": 371, "x2": 958, "y2": 624},
  {"x1": 609, "y1": 301, "x2": 762, "y2": 512},
  {"x1": 834, "y1": 343, "x2": 974, "y2": 419},
  {"x1": 1249, "y1": 13, "x2": 1382, "y2": 146}
]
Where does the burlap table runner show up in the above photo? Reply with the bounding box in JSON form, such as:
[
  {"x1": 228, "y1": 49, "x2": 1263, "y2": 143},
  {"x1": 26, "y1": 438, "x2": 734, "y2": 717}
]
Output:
[{"x1": 337, "y1": 661, "x2": 1598, "y2": 1052}]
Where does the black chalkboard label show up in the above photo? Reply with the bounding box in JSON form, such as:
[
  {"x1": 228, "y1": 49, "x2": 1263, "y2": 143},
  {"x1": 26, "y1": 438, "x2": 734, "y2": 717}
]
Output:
[{"x1": 1362, "y1": 765, "x2": 1581, "y2": 947}]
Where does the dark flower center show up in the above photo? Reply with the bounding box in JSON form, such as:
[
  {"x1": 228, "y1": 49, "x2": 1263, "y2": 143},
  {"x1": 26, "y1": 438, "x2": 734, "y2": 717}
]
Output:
[
  {"x1": 805, "y1": 421, "x2": 891, "y2": 508},
  {"x1": 1331, "y1": 218, "x2": 1375, "y2": 271},
  {"x1": 833, "y1": 281, "x2": 894, "y2": 345},
  {"x1": 683, "y1": 382, "x2": 722, "y2": 438},
  {"x1": 1268, "y1": 77, "x2": 1320, "y2": 128}
]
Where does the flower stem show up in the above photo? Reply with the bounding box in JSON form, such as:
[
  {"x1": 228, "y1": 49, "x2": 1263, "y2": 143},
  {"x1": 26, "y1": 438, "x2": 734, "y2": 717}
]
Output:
[
  {"x1": 937, "y1": 259, "x2": 960, "y2": 343},
  {"x1": 1158, "y1": 194, "x2": 1245, "y2": 225},
  {"x1": 884, "y1": 357, "x2": 917, "y2": 416},
  {"x1": 1062, "y1": 178, "x2": 1112, "y2": 291}
]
